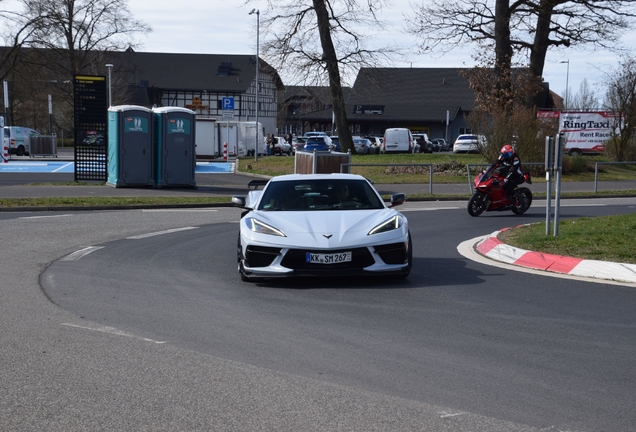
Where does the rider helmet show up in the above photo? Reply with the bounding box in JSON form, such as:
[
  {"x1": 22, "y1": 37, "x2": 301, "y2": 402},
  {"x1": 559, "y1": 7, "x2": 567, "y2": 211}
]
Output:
[{"x1": 500, "y1": 144, "x2": 514, "y2": 160}]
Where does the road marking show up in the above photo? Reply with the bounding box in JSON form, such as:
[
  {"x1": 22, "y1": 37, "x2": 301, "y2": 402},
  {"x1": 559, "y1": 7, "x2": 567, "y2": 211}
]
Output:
[
  {"x1": 438, "y1": 410, "x2": 467, "y2": 418},
  {"x1": 61, "y1": 323, "x2": 167, "y2": 344},
  {"x1": 20, "y1": 214, "x2": 73, "y2": 219},
  {"x1": 141, "y1": 209, "x2": 219, "y2": 212},
  {"x1": 60, "y1": 246, "x2": 104, "y2": 261},
  {"x1": 400, "y1": 206, "x2": 461, "y2": 212},
  {"x1": 127, "y1": 226, "x2": 198, "y2": 239},
  {"x1": 52, "y1": 162, "x2": 73, "y2": 172}
]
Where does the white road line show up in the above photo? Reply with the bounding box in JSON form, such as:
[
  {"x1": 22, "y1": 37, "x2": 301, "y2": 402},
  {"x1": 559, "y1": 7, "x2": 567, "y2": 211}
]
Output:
[
  {"x1": 127, "y1": 226, "x2": 199, "y2": 239},
  {"x1": 400, "y1": 206, "x2": 461, "y2": 212},
  {"x1": 141, "y1": 209, "x2": 219, "y2": 212},
  {"x1": 20, "y1": 214, "x2": 74, "y2": 219},
  {"x1": 61, "y1": 323, "x2": 167, "y2": 344},
  {"x1": 60, "y1": 246, "x2": 104, "y2": 261},
  {"x1": 438, "y1": 410, "x2": 467, "y2": 418},
  {"x1": 52, "y1": 162, "x2": 73, "y2": 172}
]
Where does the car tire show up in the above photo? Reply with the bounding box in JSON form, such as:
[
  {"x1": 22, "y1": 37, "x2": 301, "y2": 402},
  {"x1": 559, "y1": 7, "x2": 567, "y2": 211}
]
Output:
[
  {"x1": 396, "y1": 232, "x2": 413, "y2": 279},
  {"x1": 16, "y1": 145, "x2": 25, "y2": 156}
]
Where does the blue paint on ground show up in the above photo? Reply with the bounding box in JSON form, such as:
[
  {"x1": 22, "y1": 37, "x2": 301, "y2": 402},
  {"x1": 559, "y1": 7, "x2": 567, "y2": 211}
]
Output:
[{"x1": 0, "y1": 161, "x2": 233, "y2": 174}]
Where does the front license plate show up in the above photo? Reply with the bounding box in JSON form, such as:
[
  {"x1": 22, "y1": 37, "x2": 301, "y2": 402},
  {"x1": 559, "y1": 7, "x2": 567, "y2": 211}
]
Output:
[{"x1": 306, "y1": 252, "x2": 352, "y2": 264}]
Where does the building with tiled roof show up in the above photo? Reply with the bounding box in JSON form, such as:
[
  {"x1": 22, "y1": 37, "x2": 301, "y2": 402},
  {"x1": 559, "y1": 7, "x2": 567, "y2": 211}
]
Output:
[
  {"x1": 284, "y1": 67, "x2": 558, "y2": 143},
  {"x1": 110, "y1": 50, "x2": 284, "y2": 135}
]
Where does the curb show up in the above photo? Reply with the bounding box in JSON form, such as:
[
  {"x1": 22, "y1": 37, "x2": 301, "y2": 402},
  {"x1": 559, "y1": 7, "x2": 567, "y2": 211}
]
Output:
[{"x1": 476, "y1": 227, "x2": 636, "y2": 285}]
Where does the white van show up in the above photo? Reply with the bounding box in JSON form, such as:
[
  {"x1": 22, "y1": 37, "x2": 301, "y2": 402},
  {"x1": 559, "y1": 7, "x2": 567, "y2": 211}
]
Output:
[
  {"x1": 4, "y1": 126, "x2": 42, "y2": 156},
  {"x1": 382, "y1": 128, "x2": 413, "y2": 153}
]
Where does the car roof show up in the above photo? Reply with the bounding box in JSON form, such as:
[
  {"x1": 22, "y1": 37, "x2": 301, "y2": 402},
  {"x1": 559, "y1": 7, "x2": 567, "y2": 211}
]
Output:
[{"x1": 269, "y1": 173, "x2": 368, "y2": 183}]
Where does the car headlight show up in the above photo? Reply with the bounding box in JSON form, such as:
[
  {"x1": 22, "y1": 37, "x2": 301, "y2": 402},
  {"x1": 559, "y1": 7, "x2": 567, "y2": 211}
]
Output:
[
  {"x1": 245, "y1": 217, "x2": 286, "y2": 237},
  {"x1": 368, "y1": 215, "x2": 403, "y2": 235}
]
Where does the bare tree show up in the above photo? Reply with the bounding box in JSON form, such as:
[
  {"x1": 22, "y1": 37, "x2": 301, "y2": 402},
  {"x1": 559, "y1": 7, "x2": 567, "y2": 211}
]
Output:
[
  {"x1": 247, "y1": 0, "x2": 396, "y2": 153},
  {"x1": 18, "y1": 0, "x2": 150, "y2": 76},
  {"x1": 569, "y1": 78, "x2": 600, "y2": 111},
  {"x1": 1, "y1": 0, "x2": 149, "y2": 134},
  {"x1": 602, "y1": 55, "x2": 636, "y2": 162},
  {"x1": 407, "y1": 0, "x2": 636, "y2": 106}
]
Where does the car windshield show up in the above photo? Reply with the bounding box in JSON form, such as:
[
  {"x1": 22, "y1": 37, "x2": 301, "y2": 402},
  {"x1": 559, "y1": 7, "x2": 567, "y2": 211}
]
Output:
[
  {"x1": 306, "y1": 137, "x2": 326, "y2": 144},
  {"x1": 257, "y1": 179, "x2": 385, "y2": 211}
]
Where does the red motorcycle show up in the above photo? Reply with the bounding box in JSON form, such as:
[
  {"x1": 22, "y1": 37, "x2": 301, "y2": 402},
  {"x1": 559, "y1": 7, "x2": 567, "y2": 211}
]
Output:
[{"x1": 467, "y1": 165, "x2": 533, "y2": 217}]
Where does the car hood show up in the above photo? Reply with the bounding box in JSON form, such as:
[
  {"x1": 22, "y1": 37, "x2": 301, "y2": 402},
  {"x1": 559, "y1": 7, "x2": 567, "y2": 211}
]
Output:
[{"x1": 246, "y1": 209, "x2": 404, "y2": 248}]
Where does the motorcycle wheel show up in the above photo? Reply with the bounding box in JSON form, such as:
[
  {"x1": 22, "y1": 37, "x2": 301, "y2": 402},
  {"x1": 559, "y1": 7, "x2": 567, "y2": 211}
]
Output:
[
  {"x1": 468, "y1": 191, "x2": 488, "y2": 217},
  {"x1": 511, "y1": 188, "x2": 532, "y2": 214}
]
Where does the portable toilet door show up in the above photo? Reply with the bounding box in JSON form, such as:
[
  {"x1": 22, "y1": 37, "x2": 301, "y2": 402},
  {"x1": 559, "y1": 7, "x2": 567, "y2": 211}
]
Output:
[
  {"x1": 153, "y1": 106, "x2": 197, "y2": 188},
  {"x1": 107, "y1": 105, "x2": 154, "y2": 187}
]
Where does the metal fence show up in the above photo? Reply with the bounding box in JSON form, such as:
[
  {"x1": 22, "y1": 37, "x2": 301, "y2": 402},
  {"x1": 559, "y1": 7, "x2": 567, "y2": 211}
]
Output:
[
  {"x1": 340, "y1": 163, "x2": 434, "y2": 194},
  {"x1": 337, "y1": 161, "x2": 635, "y2": 195},
  {"x1": 30, "y1": 136, "x2": 57, "y2": 157},
  {"x1": 594, "y1": 161, "x2": 636, "y2": 193}
]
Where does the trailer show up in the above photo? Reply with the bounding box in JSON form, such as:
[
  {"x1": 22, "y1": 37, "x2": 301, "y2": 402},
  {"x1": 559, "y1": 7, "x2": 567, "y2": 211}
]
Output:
[
  {"x1": 558, "y1": 111, "x2": 621, "y2": 156},
  {"x1": 216, "y1": 121, "x2": 263, "y2": 157},
  {"x1": 195, "y1": 119, "x2": 263, "y2": 159},
  {"x1": 195, "y1": 118, "x2": 217, "y2": 159}
]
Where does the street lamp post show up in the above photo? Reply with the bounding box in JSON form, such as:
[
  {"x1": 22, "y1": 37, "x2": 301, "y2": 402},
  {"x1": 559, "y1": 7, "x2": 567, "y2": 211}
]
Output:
[
  {"x1": 560, "y1": 60, "x2": 569, "y2": 110},
  {"x1": 105, "y1": 64, "x2": 113, "y2": 107},
  {"x1": 249, "y1": 8, "x2": 259, "y2": 161}
]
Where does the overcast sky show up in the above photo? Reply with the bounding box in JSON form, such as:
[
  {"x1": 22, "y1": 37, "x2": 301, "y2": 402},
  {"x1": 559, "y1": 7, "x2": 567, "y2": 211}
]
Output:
[{"x1": 10, "y1": 0, "x2": 636, "y2": 104}]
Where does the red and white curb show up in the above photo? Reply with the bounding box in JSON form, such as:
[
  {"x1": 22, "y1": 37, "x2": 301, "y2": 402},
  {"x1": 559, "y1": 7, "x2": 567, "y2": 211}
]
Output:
[{"x1": 476, "y1": 228, "x2": 636, "y2": 284}]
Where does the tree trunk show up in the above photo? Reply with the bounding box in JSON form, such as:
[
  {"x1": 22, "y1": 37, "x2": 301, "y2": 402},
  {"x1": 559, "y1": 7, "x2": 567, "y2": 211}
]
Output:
[
  {"x1": 494, "y1": 0, "x2": 513, "y2": 110},
  {"x1": 312, "y1": 0, "x2": 354, "y2": 154},
  {"x1": 529, "y1": 0, "x2": 556, "y2": 107}
]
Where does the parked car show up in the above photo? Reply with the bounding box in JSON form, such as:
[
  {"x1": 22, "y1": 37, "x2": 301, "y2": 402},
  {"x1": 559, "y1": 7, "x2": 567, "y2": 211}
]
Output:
[
  {"x1": 431, "y1": 138, "x2": 449, "y2": 152},
  {"x1": 273, "y1": 136, "x2": 292, "y2": 155},
  {"x1": 353, "y1": 138, "x2": 373, "y2": 154},
  {"x1": 366, "y1": 136, "x2": 382, "y2": 154},
  {"x1": 412, "y1": 133, "x2": 433, "y2": 153},
  {"x1": 382, "y1": 128, "x2": 413, "y2": 153},
  {"x1": 303, "y1": 131, "x2": 329, "y2": 139},
  {"x1": 303, "y1": 136, "x2": 331, "y2": 152},
  {"x1": 453, "y1": 134, "x2": 486, "y2": 153},
  {"x1": 329, "y1": 136, "x2": 341, "y2": 152},
  {"x1": 292, "y1": 137, "x2": 306, "y2": 153},
  {"x1": 4, "y1": 126, "x2": 42, "y2": 156}
]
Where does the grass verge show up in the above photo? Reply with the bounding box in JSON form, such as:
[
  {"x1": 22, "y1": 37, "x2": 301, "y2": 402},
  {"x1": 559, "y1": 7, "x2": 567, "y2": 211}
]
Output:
[{"x1": 498, "y1": 213, "x2": 636, "y2": 264}]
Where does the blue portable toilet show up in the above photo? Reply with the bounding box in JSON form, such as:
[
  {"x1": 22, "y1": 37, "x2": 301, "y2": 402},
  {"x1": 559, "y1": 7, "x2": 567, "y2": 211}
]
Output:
[
  {"x1": 106, "y1": 105, "x2": 154, "y2": 187},
  {"x1": 153, "y1": 106, "x2": 196, "y2": 188}
]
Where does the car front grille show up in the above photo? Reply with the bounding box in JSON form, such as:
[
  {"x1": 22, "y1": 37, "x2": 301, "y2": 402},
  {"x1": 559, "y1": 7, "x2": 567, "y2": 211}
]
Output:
[
  {"x1": 281, "y1": 247, "x2": 375, "y2": 271},
  {"x1": 373, "y1": 242, "x2": 407, "y2": 264},
  {"x1": 245, "y1": 245, "x2": 282, "y2": 268}
]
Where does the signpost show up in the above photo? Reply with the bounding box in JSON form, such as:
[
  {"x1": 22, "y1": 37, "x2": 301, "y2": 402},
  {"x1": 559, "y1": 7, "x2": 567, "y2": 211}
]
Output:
[
  {"x1": 222, "y1": 97, "x2": 234, "y2": 160},
  {"x1": 222, "y1": 97, "x2": 234, "y2": 120}
]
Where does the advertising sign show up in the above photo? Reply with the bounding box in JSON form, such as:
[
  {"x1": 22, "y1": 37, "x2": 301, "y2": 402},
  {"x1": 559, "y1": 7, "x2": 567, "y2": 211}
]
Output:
[
  {"x1": 73, "y1": 75, "x2": 107, "y2": 181},
  {"x1": 558, "y1": 111, "x2": 620, "y2": 155}
]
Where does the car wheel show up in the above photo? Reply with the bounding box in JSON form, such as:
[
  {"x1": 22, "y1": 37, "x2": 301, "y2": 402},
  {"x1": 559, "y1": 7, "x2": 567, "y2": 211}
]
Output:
[
  {"x1": 237, "y1": 234, "x2": 249, "y2": 281},
  {"x1": 396, "y1": 232, "x2": 413, "y2": 279},
  {"x1": 568, "y1": 149, "x2": 582, "y2": 157},
  {"x1": 16, "y1": 145, "x2": 25, "y2": 156}
]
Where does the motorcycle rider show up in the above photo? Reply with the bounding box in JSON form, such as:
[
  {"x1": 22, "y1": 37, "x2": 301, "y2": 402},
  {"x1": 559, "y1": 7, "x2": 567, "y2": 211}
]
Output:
[{"x1": 492, "y1": 144, "x2": 526, "y2": 201}]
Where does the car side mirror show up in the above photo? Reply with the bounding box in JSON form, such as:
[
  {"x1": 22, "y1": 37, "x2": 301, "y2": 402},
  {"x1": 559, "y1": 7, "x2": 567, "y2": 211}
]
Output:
[
  {"x1": 232, "y1": 196, "x2": 247, "y2": 208},
  {"x1": 389, "y1": 193, "x2": 406, "y2": 207}
]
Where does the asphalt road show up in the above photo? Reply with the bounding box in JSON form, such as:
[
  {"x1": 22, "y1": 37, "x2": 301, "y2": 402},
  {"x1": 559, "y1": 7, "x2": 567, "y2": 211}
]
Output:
[{"x1": 2, "y1": 199, "x2": 634, "y2": 431}]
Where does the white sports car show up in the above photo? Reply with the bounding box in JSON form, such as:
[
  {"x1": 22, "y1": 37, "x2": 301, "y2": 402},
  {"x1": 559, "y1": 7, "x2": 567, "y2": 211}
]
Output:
[{"x1": 232, "y1": 173, "x2": 412, "y2": 281}]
